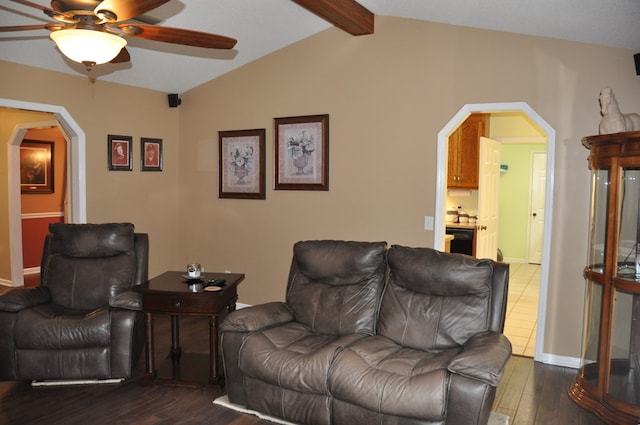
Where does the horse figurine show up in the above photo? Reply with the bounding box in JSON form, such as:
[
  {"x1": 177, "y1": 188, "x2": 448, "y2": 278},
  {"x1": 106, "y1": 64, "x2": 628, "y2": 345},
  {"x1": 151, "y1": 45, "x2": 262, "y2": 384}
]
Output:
[{"x1": 599, "y1": 87, "x2": 640, "y2": 134}]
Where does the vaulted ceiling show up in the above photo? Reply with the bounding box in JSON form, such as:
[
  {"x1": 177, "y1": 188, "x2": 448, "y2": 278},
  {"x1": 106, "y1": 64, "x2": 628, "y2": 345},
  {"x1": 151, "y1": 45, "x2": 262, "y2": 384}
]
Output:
[{"x1": 1, "y1": 0, "x2": 639, "y2": 93}]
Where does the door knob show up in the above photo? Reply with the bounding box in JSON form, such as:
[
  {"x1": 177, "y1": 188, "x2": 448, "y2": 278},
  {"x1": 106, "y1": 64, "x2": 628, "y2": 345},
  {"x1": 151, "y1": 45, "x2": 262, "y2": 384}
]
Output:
[
  {"x1": 532, "y1": 213, "x2": 537, "y2": 217},
  {"x1": 480, "y1": 225, "x2": 487, "y2": 230}
]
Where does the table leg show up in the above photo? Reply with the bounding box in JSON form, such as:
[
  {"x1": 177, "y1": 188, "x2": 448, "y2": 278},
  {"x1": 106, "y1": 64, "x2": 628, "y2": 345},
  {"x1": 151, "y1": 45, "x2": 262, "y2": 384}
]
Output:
[
  {"x1": 144, "y1": 312, "x2": 156, "y2": 379},
  {"x1": 170, "y1": 315, "x2": 182, "y2": 380},
  {"x1": 209, "y1": 315, "x2": 219, "y2": 384},
  {"x1": 170, "y1": 315, "x2": 181, "y2": 359}
]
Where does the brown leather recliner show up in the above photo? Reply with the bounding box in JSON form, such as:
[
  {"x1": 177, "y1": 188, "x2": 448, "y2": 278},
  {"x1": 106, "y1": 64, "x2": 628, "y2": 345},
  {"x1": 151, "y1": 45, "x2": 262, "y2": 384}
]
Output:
[
  {"x1": 0, "y1": 222, "x2": 148, "y2": 381},
  {"x1": 221, "y1": 241, "x2": 511, "y2": 425}
]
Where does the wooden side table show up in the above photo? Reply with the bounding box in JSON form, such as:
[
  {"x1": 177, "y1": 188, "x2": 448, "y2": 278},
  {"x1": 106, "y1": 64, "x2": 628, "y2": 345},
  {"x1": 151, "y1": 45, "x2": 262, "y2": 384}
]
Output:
[{"x1": 136, "y1": 271, "x2": 244, "y2": 387}]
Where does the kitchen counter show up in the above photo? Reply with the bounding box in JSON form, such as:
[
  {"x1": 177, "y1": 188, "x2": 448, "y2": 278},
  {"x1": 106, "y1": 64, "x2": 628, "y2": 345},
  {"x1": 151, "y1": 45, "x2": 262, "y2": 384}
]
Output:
[
  {"x1": 444, "y1": 234, "x2": 454, "y2": 253},
  {"x1": 445, "y1": 223, "x2": 477, "y2": 230}
]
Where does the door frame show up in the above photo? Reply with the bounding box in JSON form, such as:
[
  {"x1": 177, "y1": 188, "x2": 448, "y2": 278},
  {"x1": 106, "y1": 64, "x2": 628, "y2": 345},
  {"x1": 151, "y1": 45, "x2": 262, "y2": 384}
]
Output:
[
  {"x1": 434, "y1": 102, "x2": 555, "y2": 363},
  {"x1": 2, "y1": 98, "x2": 86, "y2": 286}
]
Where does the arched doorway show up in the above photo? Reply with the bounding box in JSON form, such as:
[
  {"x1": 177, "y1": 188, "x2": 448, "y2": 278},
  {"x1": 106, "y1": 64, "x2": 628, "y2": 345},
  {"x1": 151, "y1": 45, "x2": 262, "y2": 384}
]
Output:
[
  {"x1": 434, "y1": 102, "x2": 555, "y2": 363},
  {"x1": 2, "y1": 98, "x2": 86, "y2": 287}
]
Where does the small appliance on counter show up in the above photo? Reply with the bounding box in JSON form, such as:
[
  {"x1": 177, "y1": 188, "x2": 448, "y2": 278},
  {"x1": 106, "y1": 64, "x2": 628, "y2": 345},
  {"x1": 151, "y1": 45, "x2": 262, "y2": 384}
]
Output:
[{"x1": 446, "y1": 209, "x2": 458, "y2": 223}]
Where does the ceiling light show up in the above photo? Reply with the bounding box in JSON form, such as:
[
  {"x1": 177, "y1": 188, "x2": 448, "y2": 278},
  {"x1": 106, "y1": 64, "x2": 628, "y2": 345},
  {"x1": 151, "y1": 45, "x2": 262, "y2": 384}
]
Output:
[{"x1": 50, "y1": 29, "x2": 126, "y2": 67}]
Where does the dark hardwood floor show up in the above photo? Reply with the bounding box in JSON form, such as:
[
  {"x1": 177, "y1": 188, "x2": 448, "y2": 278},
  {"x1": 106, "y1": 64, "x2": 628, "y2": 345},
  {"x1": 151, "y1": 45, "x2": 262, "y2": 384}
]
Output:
[{"x1": 0, "y1": 295, "x2": 605, "y2": 424}]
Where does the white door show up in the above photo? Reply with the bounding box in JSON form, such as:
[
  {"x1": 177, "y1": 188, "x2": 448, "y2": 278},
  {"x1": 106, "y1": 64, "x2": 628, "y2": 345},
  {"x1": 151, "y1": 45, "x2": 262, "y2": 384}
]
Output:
[
  {"x1": 527, "y1": 152, "x2": 547, "y2": 264},
  {"x1": 476, "y1": 137, "x2": 501, "y2": 260}
]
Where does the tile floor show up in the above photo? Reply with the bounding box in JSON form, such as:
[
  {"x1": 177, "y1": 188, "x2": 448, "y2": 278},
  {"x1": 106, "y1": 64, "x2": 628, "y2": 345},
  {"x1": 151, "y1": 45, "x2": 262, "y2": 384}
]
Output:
[{"x1": 503, "y1": 262, "x2": 540, "y2": 357}]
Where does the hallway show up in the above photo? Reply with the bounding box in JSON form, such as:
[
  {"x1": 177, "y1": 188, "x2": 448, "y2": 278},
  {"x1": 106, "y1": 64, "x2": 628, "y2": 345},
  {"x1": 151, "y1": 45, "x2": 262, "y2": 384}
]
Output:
[{"x1": 504, "y1": 263, "x2": 540, "y2": 357}]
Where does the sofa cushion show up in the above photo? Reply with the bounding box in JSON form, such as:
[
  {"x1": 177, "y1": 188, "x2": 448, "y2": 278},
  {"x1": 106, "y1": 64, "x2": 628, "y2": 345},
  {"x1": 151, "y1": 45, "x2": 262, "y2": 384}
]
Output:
[
  {"x1": 286, "y1": 240, "x2": 387, "y2": 336},
  {"x1": 379, "y1": 246, "x2": 493, "y2": 351},
  {"x1": 48, "y1": 222, "x2": 135, "y2": 258},
  {"x1": 43, "y1": 223, "x2": 137, "y2": 310},
  {"x1": 239, "y1": 322, "x2": 365, "y2": 394},
  {"x1": 328, "y1": 335, "x2": 458, "y2": 421},
  {"x1": 14, "y1": 305, "x2": 110, "y2": 349}
]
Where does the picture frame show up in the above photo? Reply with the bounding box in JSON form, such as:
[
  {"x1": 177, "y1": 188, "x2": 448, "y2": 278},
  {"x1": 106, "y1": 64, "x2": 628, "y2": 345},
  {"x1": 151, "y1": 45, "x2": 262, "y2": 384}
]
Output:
[
  {"x1": 108, "y1": 135, "x2": 133, "y2": 171},
  {"x1": 20, "y1": 140, "x2": 54, "y2": 194},
  {"x1": 274, "y1": 114, "x2": 329, "y2": 191},
  {"x1": 219, "y1": 128, "x2": 266, "y2": 199},
  {"x1": 141, "y1": 138, "x2": 163, "y2": 171}
]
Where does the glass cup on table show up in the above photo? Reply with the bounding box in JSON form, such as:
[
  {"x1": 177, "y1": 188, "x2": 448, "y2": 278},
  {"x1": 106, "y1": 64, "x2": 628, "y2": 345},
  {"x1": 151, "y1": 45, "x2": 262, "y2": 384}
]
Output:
[{"x1": 186, "y1": 263, "x2": 202, "y2": 279}]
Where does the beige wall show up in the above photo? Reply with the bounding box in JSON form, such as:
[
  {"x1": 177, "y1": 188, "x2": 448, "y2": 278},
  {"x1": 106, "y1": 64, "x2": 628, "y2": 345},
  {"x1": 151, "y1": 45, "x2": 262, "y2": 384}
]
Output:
[
  {"x1": 1, "y1": 16, "x2": 639, "y2": 359},
  {"x1": 178, "y1": 16, "x2": 640, "y2": 359},
  {"x1": 0, "y1": 62, "x2": 181, "y2": 279}
]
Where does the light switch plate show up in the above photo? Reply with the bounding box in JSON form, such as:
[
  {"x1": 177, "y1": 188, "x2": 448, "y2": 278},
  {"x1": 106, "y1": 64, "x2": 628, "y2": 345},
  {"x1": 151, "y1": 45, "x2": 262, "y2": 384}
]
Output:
[{"x1": 424, "y1": 216, "x2": 434, "y2": 230}]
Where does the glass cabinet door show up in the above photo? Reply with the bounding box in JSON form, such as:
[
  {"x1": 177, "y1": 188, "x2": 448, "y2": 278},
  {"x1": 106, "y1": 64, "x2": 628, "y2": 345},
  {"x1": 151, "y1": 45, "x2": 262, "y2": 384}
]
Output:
[
  {"x1": 588, "y1": 168, "x2": 609, "y2": 274},
  {"x1": 617, "y1": 167, "x2": 640, "y2": 282},
  {"x1": 581, "y1": 168, "x2": 609, "y2": 387},
  {"x1": 609, "y1": 166, "x2": 640, "y2": 407},
  {"x1": 608, "y1": 287, "x2": 640, "y2": 406}
]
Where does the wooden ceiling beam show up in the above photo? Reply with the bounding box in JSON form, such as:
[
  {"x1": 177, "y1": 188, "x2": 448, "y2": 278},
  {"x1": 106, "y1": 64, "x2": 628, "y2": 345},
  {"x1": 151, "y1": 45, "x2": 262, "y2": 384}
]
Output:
[{"x1": 292, "y1": 0, "x2": 374, "y2": 36}]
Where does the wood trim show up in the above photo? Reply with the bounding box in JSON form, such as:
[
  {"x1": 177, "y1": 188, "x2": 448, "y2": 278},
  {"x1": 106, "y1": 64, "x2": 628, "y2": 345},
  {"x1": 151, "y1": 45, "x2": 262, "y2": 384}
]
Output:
[
  {"x1": 21, "y1": 212, "x2": 64, "y2": 219},
  {"x1": 291, "y1": 0, "x2": 374, "y2": 35}
]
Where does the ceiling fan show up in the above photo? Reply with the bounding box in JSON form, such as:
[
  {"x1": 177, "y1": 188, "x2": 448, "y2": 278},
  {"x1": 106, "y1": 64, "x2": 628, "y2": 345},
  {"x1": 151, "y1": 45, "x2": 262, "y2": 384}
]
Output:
[{"x1": 0, "y1": 0, "x2": 237, "y2": 71}]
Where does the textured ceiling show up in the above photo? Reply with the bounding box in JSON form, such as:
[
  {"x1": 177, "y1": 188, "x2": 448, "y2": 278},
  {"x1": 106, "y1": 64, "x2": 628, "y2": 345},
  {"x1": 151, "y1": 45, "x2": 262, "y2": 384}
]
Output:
[{"x1": 1, "y1": 0, "x2": 638, "y2": 93}]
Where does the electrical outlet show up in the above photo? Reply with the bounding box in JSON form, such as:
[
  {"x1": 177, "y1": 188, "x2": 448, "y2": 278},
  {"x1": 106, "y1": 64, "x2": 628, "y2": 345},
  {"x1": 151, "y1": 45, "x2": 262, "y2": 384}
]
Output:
[{"x1": 424, "y1": 215, "x2": 434, "y2": 230}]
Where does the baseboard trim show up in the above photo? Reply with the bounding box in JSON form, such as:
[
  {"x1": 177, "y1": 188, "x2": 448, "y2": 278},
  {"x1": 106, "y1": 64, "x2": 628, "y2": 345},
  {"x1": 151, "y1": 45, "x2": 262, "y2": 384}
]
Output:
[
  {"x1": 537, "y1": 352, "x2": 581, "y2": 369},
  {"x1": 503, "y1": 257, "x2": 526, "y2": 264},
  {"x1": 24, "y1": 267, "x2": 40, "y2": 275},
  {"x1": 32, "y1": 378, "x2": 124, "y2": 387}
]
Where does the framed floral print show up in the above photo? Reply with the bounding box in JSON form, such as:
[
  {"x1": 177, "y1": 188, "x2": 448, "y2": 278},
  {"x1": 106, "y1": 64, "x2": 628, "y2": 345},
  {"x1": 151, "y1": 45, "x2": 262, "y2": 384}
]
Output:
[
  {"x1": 219, "y1": 129, "x2": 266, "y2": 199},
  {"x1": 274, "y1": 114, "x2": 329, "y2": 191}
]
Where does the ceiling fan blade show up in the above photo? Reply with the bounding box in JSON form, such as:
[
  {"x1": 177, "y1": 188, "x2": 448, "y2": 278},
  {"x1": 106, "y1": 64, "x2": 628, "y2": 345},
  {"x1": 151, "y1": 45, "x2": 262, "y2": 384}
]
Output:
[
  {"x1": 11, "y1": 0, "x2": 54, "y2": 13},
  {"x1": 0, "y1": 23, "x2": 63, "y2": 32},
  {"x1": 110, "y1": 47, "x2": 130, "y2": 64},
  {"x1": 95, "y1": 0, "x2": 170, "y2": 22},
  {"x1": 0, "y1": 24, "x2": 48, "y2": 32},
  {"x1": 119, "y1": 24, "x2": 237, "y2": 49}
]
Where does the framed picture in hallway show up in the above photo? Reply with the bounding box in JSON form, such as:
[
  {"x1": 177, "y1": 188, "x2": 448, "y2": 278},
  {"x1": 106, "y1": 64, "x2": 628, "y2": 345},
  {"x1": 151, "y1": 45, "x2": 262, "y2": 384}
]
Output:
[
  {"x1": 20, "y1": 140, "x2": 54, "y2": 194},
  {"x1": 108, "y1": 135, "x2": 132, "y2": 171},
  {"x1": 274, "y1": 114, "x2": 329, "y2": 191},
  {"x1": 219, "y1": 128, "x2": 266, "y2": 199}
]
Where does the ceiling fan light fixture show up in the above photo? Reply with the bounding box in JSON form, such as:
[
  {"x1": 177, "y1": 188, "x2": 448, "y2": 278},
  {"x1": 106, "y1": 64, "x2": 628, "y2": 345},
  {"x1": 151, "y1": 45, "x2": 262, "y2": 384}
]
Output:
[{"x1": 50, "y1": 29, "x2": 127, "y2": 65}]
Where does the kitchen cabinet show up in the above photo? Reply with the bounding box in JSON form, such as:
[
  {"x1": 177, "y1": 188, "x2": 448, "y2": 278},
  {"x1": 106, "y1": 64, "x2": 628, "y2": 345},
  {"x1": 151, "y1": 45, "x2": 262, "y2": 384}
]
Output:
[
  {"x1": 569, "y1": 131, "x2": 640, "y2": 424},
  {"x1": 447, "y1": 113, "x2": 489, "y2": 189}
]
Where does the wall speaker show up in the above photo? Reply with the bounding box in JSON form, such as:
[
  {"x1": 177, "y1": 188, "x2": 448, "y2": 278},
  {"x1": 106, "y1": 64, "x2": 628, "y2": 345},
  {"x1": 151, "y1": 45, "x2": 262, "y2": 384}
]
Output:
[
  {"x1": 168, "y1": 93, "x2": 181, "y2": 108},
  {"x1": 635, "y1": 53, "x2": 640, "y2": 76}
]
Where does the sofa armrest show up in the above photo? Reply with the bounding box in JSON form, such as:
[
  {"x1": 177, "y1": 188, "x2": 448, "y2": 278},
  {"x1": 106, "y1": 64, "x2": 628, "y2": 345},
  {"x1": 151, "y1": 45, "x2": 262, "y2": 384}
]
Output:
[
  {"x1": 448, "y1": 331, "x2": 512, "y2": 386},
  {"x1": 109, "y1": 290, "x2": 142, "y2": 311},
  {"x1": 0, "y1": 286, "x2": 51, "y2": 312},
  {"x1": 221, "y1": 301, "x2": 294, "y2": 333}
]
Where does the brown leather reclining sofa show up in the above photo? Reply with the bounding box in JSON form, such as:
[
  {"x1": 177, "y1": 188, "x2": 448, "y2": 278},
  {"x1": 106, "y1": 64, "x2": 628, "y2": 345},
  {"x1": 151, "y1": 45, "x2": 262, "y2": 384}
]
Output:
[{"x1": 221, "y1": 240, "x2": 511, "y2": 425}]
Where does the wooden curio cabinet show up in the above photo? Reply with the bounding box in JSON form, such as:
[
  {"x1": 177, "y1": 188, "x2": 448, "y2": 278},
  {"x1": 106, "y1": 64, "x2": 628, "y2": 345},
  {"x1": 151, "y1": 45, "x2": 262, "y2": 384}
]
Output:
[
  {"x1": 569, "y1": 131, "x2": 640, "y2": 424},
  {"x1": 447, "y1": 113, "x2": 489, "y2": 189}
]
